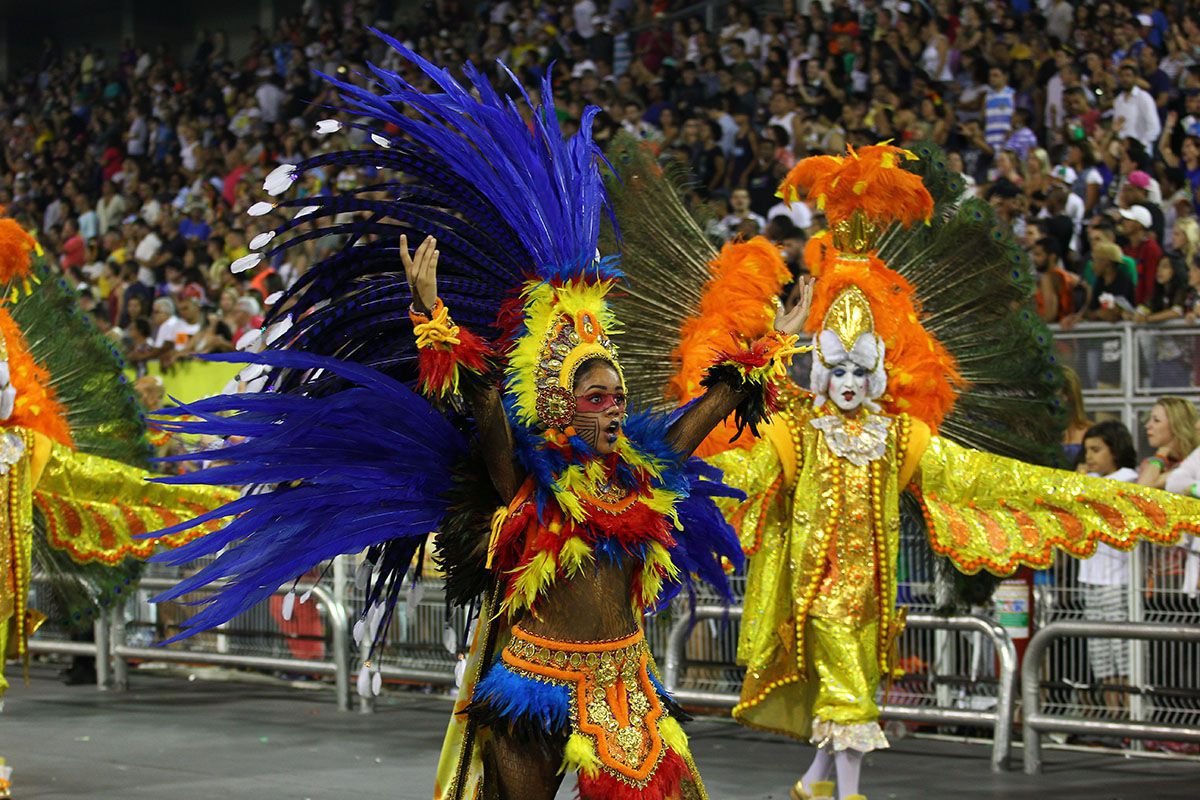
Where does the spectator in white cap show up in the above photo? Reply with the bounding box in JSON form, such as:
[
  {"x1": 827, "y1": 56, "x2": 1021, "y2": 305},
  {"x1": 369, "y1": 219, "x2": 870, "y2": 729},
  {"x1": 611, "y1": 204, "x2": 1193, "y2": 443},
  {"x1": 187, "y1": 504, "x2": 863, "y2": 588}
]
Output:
[
  {"x1": 1121, "y1": 170, "x2": 1165, "y2": 244},
  {"x1": 231, "y1": 295, "x2": 264, "y2": 345},
  {"x1": 1118, "y1": 204, "x2": 1163, "y2": 307},
  {"x1": 1049, "y1": 164, "x2": 1085, "y2": 253}
]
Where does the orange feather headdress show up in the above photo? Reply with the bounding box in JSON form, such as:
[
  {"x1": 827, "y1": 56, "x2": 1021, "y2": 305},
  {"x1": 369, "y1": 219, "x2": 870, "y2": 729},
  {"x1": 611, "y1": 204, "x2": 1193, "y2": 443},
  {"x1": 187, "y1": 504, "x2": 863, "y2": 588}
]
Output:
[
  {"x1": 781, "y1": 146, "x2": 963, "y2": 430},
  {"x1": 777, "y1": 143, "x2": 934, "y2": 239}
]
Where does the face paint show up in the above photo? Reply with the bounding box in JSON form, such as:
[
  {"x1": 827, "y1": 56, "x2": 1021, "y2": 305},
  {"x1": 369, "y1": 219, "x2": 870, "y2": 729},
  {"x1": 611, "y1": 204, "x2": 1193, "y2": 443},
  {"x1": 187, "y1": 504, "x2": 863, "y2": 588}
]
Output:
[
  {"x1": 828, "y1": 360, "x2": 869, "y2": 412},
  {"x1": 573, "y1": 363, "x2": 624, "y2": 455}
]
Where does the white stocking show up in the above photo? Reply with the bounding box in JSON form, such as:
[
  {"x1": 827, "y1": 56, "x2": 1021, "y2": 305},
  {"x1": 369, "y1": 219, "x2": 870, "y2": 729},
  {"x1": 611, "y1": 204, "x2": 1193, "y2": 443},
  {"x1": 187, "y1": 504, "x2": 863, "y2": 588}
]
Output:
[
  {"x1": 801, "y1": 745, "x2": 834, "y2": 792},
  {"x1": 834, "y1": 748, "x2": 865, "y2": 798}
]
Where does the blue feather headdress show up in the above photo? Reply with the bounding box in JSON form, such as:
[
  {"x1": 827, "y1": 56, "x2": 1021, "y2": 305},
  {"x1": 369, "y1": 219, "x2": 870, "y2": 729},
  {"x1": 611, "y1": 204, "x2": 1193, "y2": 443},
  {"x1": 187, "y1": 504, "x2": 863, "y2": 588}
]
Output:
[{"x1": 145, "y1": 37, "x2": 744, "y2": 656}]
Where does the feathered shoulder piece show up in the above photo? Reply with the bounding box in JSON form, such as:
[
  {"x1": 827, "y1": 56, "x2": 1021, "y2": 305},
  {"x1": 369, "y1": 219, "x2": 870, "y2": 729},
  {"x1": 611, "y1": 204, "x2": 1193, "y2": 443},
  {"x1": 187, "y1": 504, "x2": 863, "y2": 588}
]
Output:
[{"x1": 668, "y1": 238, "x2": 791, "y2": 457}]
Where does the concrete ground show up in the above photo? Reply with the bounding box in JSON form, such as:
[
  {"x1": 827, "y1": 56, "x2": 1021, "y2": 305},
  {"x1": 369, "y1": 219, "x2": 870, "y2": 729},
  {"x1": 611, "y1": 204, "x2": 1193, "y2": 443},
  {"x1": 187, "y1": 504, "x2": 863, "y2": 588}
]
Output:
[{"x1": 2, "y1": 663, "x2": 1197, "y2": 800}]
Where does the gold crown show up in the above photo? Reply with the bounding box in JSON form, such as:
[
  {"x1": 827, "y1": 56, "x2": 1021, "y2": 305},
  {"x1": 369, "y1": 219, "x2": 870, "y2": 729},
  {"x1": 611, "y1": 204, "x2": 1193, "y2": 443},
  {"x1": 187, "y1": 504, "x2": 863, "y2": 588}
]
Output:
[{"x1": 816, "y1": 285, "x2": 879, "y2": 369}]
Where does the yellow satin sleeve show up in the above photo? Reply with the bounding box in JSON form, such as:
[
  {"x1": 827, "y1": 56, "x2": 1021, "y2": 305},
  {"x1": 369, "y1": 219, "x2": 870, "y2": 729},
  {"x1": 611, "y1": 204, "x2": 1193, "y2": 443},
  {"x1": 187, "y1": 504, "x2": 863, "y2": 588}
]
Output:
[
  {"x1": 915, "y1": 436, "x2": 1200, "y2": 576},
  {"x1": 707, "y1": 433, "x2": 788, "y2": 556},
  {"x1": 30, "y1": 430, "x2": 52, "y2": 488},
  {"x1": 34, "y1": 443, "x2": 239, "y2": 566}
]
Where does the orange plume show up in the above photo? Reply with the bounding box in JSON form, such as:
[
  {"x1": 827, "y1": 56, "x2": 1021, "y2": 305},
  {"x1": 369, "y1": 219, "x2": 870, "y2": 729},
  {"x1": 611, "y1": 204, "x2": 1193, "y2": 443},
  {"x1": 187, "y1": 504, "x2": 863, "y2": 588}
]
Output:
[
  {"x1": 777, "y1": 143, "x2": 933, "y2": 230},
  {"x1": 0, "y1": 307, "x2": 71, "y2": 446},
  {"x1": 0, "y1": 217, "x2": 37, "y2": 285},
  {"x1": 668, "y1": 237, "x2": 791, "y2": 457}
]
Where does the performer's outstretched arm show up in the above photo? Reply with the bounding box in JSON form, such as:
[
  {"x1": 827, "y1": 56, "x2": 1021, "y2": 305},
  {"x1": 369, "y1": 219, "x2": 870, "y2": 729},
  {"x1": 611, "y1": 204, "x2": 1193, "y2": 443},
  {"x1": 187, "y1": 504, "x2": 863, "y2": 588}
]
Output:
[
  {"x1": 665, "y1": 276, "x2": 814, "y2": 459},
  {"x1": 402, "y1": 234, "x2": 523, "y2": 503}
]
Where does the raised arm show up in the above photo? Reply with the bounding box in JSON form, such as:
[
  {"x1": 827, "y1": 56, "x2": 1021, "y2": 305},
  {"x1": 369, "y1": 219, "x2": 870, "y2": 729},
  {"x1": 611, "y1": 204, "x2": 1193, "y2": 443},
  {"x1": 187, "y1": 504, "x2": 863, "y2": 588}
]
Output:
[
  {"x1": 665, "y1": 276, "x2": 814, "y2": 458},
  {"x1": 402, "y1": 234, "x2": 523, "y2": 502}
]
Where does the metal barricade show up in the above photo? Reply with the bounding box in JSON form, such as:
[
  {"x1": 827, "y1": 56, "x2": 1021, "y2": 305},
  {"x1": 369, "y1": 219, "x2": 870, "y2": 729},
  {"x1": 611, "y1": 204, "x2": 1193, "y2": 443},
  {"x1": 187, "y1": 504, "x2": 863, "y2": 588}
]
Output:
[
  {"x1": 24, "y1": 574, "x2": 113, "y2": 689},
  {"x1": 109, "y1": 574, "x2": 353, "y2": 711},
  {"x1": 660, "y1": 606, "x2": 1018, "y2": 772},
  {"x1": 1021, "y1": 621, "x2": 1200, "y2": 774}
]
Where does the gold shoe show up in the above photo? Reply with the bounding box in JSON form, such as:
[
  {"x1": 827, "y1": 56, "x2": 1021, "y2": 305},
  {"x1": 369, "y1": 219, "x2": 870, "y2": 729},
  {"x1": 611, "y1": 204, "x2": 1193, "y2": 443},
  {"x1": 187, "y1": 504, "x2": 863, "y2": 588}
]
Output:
[
  {"x1": 843, "y1": 795, "x2": 867, "y2": 800},
  {"x1": 790, "y1": 780, "x2": 835, "y2": 800}
]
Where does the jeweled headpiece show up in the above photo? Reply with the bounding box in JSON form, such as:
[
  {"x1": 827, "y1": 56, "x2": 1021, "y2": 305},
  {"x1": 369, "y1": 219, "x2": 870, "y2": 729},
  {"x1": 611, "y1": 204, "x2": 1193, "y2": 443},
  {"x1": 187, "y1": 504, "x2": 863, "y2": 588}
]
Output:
[
  {"x1": 509, "y1": 276, "x2": 625, "y2": 431},
  {"x1": 532, "y1": 303, "x2": 623, "y2": 428},
  {"x1": 815, "y1": 286, "x2": 879, "y2": 370}
]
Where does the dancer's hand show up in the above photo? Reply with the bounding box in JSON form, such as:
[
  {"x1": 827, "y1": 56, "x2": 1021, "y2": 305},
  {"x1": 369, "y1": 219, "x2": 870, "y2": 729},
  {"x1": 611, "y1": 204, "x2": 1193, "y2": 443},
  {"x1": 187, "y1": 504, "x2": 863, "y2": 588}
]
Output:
[
  {"x1": 401, "y1": 234, "x2": 440, "y2": 313},
  {"x1": 775, "y1": 276, "x2": 815, "y2": 336}
]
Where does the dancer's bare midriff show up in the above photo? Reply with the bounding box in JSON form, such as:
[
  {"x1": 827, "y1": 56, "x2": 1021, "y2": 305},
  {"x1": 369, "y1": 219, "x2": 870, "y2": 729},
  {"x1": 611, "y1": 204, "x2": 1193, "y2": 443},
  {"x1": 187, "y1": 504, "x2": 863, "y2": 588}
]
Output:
[{"x1": 515, "y1": 556, "x2": 641, "y2": 642}]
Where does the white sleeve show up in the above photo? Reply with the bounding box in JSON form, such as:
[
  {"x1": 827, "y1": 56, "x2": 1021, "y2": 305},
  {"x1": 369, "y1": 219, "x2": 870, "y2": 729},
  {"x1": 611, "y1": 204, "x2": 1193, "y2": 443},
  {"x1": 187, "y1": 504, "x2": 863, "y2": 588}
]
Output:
[
  {"x1": 1165, "y1": 447, "x2": 1200, "y2": 495},
  {"x1": 1141, "y1": 92, "x2": 1162, "y2": 144}
]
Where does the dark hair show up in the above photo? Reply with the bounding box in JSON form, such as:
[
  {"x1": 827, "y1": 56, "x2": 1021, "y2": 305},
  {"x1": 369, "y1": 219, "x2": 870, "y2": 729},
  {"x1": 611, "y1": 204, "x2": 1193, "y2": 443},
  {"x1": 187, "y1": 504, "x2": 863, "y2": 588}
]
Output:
[
  {"x1": 1035, "y1": 237, "x2": 1061, "y2": 260},
  {"x1": 132, "y1": 317, "x2": 152, "y2": 338},
  {"x1": 1083, "y1": 420, "x2": 1137, "y2": 470}
]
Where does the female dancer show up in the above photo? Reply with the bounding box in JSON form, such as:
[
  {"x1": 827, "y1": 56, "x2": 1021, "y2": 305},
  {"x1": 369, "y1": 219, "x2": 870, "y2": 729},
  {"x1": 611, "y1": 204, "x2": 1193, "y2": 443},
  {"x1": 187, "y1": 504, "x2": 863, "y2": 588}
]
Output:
[{"x1": 146, "y1": 38, "x2": 812, "y2": 800}]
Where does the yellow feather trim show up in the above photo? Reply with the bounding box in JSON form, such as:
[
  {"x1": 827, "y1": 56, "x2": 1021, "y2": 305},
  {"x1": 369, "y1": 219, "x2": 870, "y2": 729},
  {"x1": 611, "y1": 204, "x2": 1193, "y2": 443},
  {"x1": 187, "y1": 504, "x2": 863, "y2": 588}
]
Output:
[
  {"x1": 561, "y1": 732, "x2": 602, "y2": 777},
  {"x1": 641, "y1": 541, "x2": 680, "y2": 607},
  {"x1": 660, "y1": 716, "x2": 690, "y2": 755},
  {"x1": 559, "y1": 536, "x2": 594, "y2": 576},
  {"x1": 503, "y1": 550, "x2": 557, "y2": 616}
]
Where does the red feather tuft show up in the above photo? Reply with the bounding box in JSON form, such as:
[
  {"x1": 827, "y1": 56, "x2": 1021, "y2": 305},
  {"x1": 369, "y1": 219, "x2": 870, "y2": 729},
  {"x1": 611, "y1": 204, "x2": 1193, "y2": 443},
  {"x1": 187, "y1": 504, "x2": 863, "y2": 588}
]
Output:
[
  {"x1": 416, "y1": 325, "x2": 493, "y2": 398},
  {"x1": 576, "y1": 748, "x2": 691, "y2": 800}
]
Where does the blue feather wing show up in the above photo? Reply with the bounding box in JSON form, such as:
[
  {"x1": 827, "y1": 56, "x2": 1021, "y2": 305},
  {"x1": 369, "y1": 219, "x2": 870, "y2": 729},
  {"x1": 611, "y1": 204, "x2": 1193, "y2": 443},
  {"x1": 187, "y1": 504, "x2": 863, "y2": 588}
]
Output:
[
  {"x1": 656, "y1": 457, "x2": 746, "y2": 611},
  {"x1": 147, "y1": 351, "x2": 468, "y2": 643},
  {"x1": 620, "y1": 410, "x2": 745, "y2": 610}
]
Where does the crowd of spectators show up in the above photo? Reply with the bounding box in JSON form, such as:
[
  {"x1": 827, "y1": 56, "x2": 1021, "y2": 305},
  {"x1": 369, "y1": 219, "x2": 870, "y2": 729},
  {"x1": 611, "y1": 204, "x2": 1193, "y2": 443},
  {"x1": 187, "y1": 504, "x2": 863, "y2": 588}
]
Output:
[{"x1": 3, "y1": 0, "x2": 1200, "y2": 383}]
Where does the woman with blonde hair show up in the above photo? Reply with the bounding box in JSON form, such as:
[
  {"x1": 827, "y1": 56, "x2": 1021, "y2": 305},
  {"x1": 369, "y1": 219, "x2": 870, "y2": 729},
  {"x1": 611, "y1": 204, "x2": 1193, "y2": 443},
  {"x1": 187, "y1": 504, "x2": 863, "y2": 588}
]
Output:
[
  {"x1": 1140, "y1": 396, "x2": 1200, "y2": 488},
  {"x1": 1061, "y1": 366, "x2": 1093, "y2": 468},
  {"x1": 1025, "y1": 148, "x2": 1052, "y2": 214},
  {"x1": 1169, "y1": 216, "x2": 1200, "y2": 266}
]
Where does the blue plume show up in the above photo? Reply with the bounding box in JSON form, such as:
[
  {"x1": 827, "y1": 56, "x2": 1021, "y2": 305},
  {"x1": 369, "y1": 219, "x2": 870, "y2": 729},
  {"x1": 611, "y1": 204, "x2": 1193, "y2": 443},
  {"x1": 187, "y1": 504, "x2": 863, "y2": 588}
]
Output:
[
  {"x1": 145, "y1": 350, "x2": 468, "y2": 642},
  {"x1": 473, "y1": 660, "x2": 571, "y2": 730}
]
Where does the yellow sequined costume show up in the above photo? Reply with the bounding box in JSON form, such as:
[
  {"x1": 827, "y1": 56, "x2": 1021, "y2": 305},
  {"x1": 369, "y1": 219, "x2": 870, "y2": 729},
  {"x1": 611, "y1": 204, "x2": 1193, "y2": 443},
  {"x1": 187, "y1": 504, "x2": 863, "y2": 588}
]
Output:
[
  {"x1": 716, "y1": 379, "x2": 1200, "y2": 749},
  {"x1": 713, "y1": 384, "x2": 921, "y2": 750},
  {"x1": 0, "y1": 217, "x2": 234, "y2": 700}
]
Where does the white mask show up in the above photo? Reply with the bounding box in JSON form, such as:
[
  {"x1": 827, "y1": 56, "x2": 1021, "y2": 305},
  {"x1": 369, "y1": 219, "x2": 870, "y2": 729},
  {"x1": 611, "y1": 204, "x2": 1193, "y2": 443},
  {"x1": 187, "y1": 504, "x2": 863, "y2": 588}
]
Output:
[
  {"x1": 0, "y1": 360, "x2": 14, "y2": 422},
  {"x1": 828, "y1": 360, "x2": 869, "y2": 412}
]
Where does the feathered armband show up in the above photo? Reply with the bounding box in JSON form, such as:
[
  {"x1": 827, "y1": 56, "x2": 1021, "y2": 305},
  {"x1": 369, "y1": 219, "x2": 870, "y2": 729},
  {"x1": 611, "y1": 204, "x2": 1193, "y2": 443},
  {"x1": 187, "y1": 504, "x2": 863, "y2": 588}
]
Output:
[
  {"x1": 409, "y1": 299, "x2": 494, "y2": 399},
  {"x1": 700, "y1": 331, "x2": 807, "y2": 440}
]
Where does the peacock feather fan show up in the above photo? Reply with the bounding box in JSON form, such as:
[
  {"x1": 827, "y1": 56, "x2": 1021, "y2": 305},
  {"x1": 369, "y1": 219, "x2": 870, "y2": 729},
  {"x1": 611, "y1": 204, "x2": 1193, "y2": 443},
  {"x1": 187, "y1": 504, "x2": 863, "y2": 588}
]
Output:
[
  {"x1": 602, "y1": 133, "x2": 791, "y2": 454},
  {"x1": 878, "y1": 142, "x2": 1066, "y2": 466}
]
